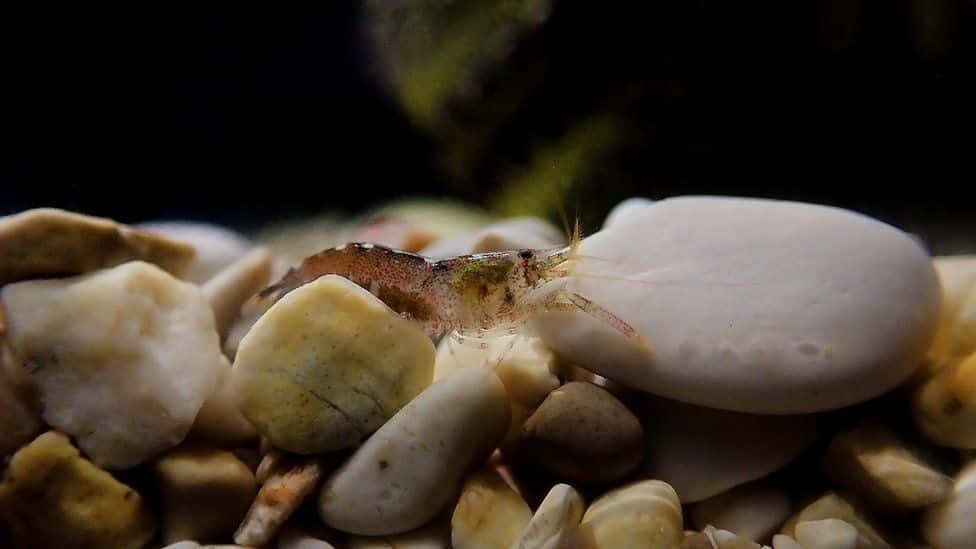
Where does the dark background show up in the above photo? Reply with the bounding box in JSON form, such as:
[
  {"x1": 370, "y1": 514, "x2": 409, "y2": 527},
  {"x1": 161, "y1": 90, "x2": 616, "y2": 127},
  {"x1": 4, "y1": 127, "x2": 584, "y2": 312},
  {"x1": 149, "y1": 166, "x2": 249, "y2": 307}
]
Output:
[{"x1": 2, "y1": 3, "x2": 974, "y2": 249}]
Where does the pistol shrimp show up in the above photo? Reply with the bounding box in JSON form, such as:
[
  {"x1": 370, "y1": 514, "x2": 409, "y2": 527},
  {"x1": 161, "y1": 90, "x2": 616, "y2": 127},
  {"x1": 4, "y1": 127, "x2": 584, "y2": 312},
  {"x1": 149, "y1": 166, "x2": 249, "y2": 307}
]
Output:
[{"x1": 258, "y1": 233, "x2": 644, "y2": 348}]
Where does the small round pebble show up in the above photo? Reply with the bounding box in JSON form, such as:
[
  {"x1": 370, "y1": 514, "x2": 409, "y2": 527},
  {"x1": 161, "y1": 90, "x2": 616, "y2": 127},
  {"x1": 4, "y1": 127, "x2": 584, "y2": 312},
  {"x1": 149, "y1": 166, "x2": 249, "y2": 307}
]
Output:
[{"x1": 519, "y1": 381, "x2": 644, "y2": 485}]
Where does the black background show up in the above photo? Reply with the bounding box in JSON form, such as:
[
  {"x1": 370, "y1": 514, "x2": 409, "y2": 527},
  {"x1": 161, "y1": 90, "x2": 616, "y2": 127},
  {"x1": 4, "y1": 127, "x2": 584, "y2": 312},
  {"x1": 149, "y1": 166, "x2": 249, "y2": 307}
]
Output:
[{"x1": 2, "y1": 4, "x2": 974, "y2": 248}]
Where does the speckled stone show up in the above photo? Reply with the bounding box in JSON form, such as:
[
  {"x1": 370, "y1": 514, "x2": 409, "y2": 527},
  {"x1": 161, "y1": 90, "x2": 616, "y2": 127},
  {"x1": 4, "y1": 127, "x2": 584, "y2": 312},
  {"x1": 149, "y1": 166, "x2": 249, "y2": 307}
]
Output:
[
  {"x1": 577, "y1": 479, "x2": 683, "y2": 549},
  {"x1": 519, "y1": 382, "x2": 644, "y2": 485},
  {"x1": 451, "y1": 466, "x2": 531, "y2": 549},
  {"x1": 0, "y1": 431, "x2": 156, "y2": 549},
  {"x1": 232, "y1": 274, "x2": 435, "y2": 454}
]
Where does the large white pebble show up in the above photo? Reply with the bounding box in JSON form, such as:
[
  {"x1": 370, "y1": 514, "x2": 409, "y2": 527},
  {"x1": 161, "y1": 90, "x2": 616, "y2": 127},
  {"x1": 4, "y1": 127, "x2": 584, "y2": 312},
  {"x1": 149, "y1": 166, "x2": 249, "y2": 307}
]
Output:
[
  {"x1": 922, "y1": 460, "x2": 976, "y2": 549},
  {"x1": 1, "y1": 261, "x2": 224, "y2": 468},
  {"x1": 319, "y1": 367, "x2": 510, "y2": 536},
  {"x1": 534, "y1": 196, "x2": 941, "y2": 413},
  {"x1": 639, "y1": 394, "x2": 820, "y2": 502}
]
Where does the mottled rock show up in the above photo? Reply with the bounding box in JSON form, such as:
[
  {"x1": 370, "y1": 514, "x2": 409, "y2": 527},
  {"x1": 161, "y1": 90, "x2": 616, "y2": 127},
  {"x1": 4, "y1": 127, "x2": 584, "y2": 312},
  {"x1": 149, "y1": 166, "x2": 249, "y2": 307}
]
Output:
[
  {"x1": 232, "y1": 275, "x2": 434, "y2": 454},
  {"x1": 535, "y1": 196, "x2": 942, "y2": 413},
  {"x1": 511, "y1": 483, "x2": 584, "y2": 549},
  {"x1": 795, "y1": 519, "x2": 858, "y2": 549},
  {"x1": 1, "y1": 261, "x2": 225, "y2": 468},
  {"x1": 638, "y1": 394, "x2": 820, "y2": 502},
  {"x1": 0, "y1": 208, "x2": 194, "y2": 284},
  {"x1": 202, "y1": 247, "x2": 272, "y2": 339},
  {"x1": 0, "y1": 431, "x2": 155, "y2": 549},
  {"x1": 519, "y1": 382, "x2": 643, "y2": 485},
  {"x1": 921, "y1": 460, "x2": 976, "y2": 549},
  {"x1": 451, "y1": 466, "x2": 531, "y2": 549},
  {"x1": 823, "y1": 419, "x2": 952, "y2": 514},
  {"x1": 780, "y1": 493, "x2": 889, "y2": 549},
  {"x1": 576, "y1": 479, "x2": 683, "y2": 548},
  {"x1": 139, "y1": 220, "x2": 253, "y2": 284},
  {"x1": 236, "y1": 454, "x2": 332, "y2": 547},
  {"x1": 421, "y1": 217, "x2": 564, "y2": 259},
  {"x1": 153, "y1": 445, "x2": 257, "y2": 544},
  {"x1": 319, "y1": 367, "x2": 510, "y2": 535},
  {"x1": 690, "y1": 479, "x2": 791, "y2": 542}
]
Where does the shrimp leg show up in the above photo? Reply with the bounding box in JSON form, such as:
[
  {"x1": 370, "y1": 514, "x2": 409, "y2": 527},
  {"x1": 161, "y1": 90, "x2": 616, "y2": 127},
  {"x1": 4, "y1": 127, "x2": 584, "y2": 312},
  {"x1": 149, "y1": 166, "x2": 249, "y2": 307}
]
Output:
[{"x1": 538, "y1": 288, "x2": 650, "y2": 352}]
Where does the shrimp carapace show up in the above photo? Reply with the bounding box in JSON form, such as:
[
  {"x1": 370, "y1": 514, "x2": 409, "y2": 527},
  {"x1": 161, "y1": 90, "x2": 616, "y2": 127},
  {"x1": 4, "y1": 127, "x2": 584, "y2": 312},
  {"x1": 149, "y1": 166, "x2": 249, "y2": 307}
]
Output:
[{"x1": 258, "y1": 240, "x2": 643, "y2": 348}]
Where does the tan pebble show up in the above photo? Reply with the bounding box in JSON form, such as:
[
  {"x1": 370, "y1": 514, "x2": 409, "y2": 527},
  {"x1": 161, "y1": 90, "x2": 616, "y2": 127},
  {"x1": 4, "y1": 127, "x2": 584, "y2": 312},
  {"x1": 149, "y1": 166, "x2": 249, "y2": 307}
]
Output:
[
  {"x1": 770, "y1": 534, "x2": 802, "y2": 549},
  {"x1": 202, "y1": 246, "x2": 272, "y2": 339},
  {"x1": 153, "y1": 444, "x2": 257, "y2": 544},
  {"x1": 451, "y1": 466, "x2": 531, "y2": 549},
  {"x1": 921, "y1": 460, "x2": 976, "y2": 549},
  {"x1": 511, "y1": 483, "x2": 584, "y2": 549},
  {"x1": 0, "y1": 431, "x2": 156, "y2": 549},
  {"x1": 278, "y1": 525, "x2": 339, "y2": 549},
  {"x1": 1, "y1": 261, "x2": 225, "y2": 468},
  {"x1": 928, "y1": 256, "x2": 976, "y2": 369},
  {"x1": 161, "y1": 543, "x2": 245, "y2": 549},
  {"x1": 913, "y1": 350, "x2": 976, "y2": 448},
  {"x1": 823, "y1": 419, "x2": 952, "y2": 514},
  {"x1": 319, "y1": 367, "x2": 510, "y2": 535},
  {"x1": 780, "y1": 493, "x2": 889, "y2": 549},
  {"x1": 691, "y1": 478, "x2": 791, "y2": 542},
  {"x1": 519, "y1": 382, "x2": 644, "y2": 485},
  {"x1": 575, "y1": 479, "x2": 683, "y2": 548},
  {"x1": 794, "y1": 519, "x2": 858, "y2": 549},
  {"x1": 0, "y1": 208, "x2": 195, "y2": 284},
  {"x1": 191, "y1": 354, "x2": 258, "y2": 445},
  {"x1": 235, "y1": 454, "x2": 333, "y2": 547},
  {"x1": 0, "y1": 366, "x2": 42, "y2": 457},
  {"x1": 232, "y1": 275, "x2": 434, "y2": 454}
]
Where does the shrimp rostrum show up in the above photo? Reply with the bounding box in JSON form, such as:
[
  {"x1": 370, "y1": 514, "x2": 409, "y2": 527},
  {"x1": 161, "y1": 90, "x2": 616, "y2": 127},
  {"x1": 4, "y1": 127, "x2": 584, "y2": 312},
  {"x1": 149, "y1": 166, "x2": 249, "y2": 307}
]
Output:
[{"x1": 259, "y1": 240, "x2": 643, "y2": 345}]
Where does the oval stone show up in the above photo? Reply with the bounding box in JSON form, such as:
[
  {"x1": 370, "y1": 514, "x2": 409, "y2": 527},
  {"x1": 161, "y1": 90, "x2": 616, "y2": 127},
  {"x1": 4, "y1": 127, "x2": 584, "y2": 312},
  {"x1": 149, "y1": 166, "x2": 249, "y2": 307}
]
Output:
[
  {"x1": 533, "y1": 196, "x2": 942, "y2": 413},
  {"x1": 318, "y1": 367, "x2": 510, "y2": 536}
]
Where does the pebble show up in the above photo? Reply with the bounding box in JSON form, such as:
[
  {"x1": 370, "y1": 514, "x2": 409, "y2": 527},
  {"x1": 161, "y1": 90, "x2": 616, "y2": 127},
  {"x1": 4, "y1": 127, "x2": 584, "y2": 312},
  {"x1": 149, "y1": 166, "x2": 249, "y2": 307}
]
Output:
[
  {"x1": 0, "y1": 208, "x2": 195, "y2": 285},
  {"x1": 162, "y1": 543, "x2": 244, "y2": 549},
  {"x1": 794, "y1": 519, "x2": 858, "y2": 549},
  {"x1": 913, "y1": 350, "x2": 976, "y2": 448},
  {"x1": 822, "y1": 419, "x2": 952, "y2": 514},
  {"x1": 921, "y1": 460, "x2": 976, "y2": 549},
  {"x1": 231, "y1": 274, "x2": 435, "y2": 454},
  {"x1": 0, "y1": 431, "x2": 156, "y2": 548},
  {"x1": 602, "y1": 197, "x2": 654, "y2": 229},
  {"x1": 927, "y1": 257, "x2": 976, "y2": 370},
  {"x1": 201, "y1": 246, "x2": 273, "y2": 339},
  {"x1": 519, "y1": 381, "x2": 644, "y2": 485},
  {"x1": 511, "y1": 483, "x2": 584, "y2": 549},
  {"x1": 450, "y1": 466, "x2": 532, "y2": 549},
  {"x1": 690, "y1": 479, "x2": 792, "y2": 543},
  {"x1": 695, "y1": 525, "x2": 766, "y2": 549},
  {"x1": 139, "y1": 220, "x2": 254, "y2": 284},
  {"x1": 190, "y1": 355, "x2": 258, "y2": 445},
  {"x1": 533, "y1": 196, "x2": 942, "y2": 414},
  {"x1": 235, "y1": 454, "x2": 333, "y2": 547},
  {"x1": 278, "y1": 526, "x2": 339, "y2": 549},
  {"x1": 1, "y1": 261, "x2": 225, "y2": 468},
  {"x1": 344, "y1": 510, "x2": 452, "y2": 548},
  {"x1": 770, "y1": 535, "x2": 802, "y2": 549},
  {"x1": 638, "y1": 394, "x2": 820, "y2": 502},
  {"x1": 576, "y1": 479, "x2": 683, "y2": 548},
  {"x1": 318, "y1": 367, "x2": 510, "y2": 535},
  {"x1": 0, "y1": 368, "x2": 42, "y2": 457},
  {"x1": 153, "y1": 444, "x2": 258, "y2": 544},
  {"x1": 780, "y1": 493, "x2": 889, "y2": 548},
  {"x1": 420, "y1": 217, "x2": 564, "y2": 259}
]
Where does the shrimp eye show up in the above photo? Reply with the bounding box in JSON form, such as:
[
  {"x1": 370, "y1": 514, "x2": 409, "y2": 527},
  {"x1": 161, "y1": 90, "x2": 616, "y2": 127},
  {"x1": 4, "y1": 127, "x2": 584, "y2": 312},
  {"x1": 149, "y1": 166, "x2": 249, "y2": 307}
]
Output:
[{"x1": 518, "y1": 249, "x2": 534, "y2": 260}]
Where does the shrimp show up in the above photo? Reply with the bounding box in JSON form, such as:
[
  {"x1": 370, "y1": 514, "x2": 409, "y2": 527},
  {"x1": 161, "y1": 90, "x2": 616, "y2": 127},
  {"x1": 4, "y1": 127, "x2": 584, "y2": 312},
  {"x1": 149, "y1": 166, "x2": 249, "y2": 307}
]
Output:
[{"x1": 258, "y1": 235, "x2": 643, "y2": 346}]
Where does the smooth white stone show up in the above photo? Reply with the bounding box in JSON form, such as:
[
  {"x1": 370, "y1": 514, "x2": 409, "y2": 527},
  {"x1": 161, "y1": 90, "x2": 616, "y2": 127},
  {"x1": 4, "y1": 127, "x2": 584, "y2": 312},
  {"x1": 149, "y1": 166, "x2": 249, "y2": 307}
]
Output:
[
  {"x1": 319, "y1": 367, "x2": 510, "y2": 536},
  {"x1": 639, "y1": 394, "x2": 820, "y2": 502},
  {"x1": 511, "y1": 483, "x2": 584, "y2": 549},
  {"x1": 771, "y1": 535, "x2": 802, "y2": 549},
  {"x1": 691, "y1": 479, "x2": 792, "y2": 542},
  {"x1": 421, "y1": 217, "x2": 564, "y2": 259},
  {"x1": 1, "y1": 261, "x2": 224, "y2": 468},
  {"x1": 201, "y1": 247, "x2": 272, "y2": 339},
  {"x1": 139, "y1": 221, "x2": 253, "y2": 284},
  {"x1": 922, "y1": 460, "x2": 976, "y2": 549},
  {"x1": 534, "y1": 196, "x2": 941, "y2": 413},
  {"x1": 602, "y1": 197, "x2": 654, "y2": 229}
]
